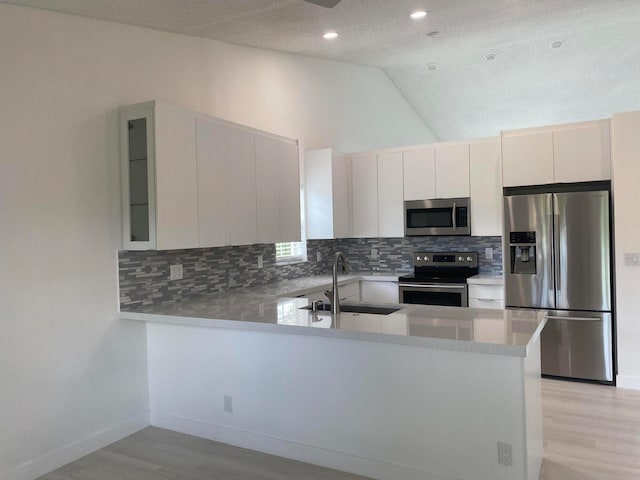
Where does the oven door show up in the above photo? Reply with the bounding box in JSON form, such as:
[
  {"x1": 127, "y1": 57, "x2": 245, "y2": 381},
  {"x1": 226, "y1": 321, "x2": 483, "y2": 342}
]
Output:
[
  {"x1": 404, "y1": 198, "x2": 470, "y2": 236},
  {"x1": 399, "y1": 283, "x2": 468, "y2": 307}
]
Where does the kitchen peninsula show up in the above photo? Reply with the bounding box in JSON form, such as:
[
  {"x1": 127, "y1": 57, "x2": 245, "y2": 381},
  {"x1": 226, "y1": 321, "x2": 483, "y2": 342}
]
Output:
[{"x1": 121, "y1": 276, "x2": 545, "y2": 480}]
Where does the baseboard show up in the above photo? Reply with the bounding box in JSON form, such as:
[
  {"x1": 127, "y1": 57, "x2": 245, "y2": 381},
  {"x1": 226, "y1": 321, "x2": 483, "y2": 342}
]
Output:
[
  {"x1": 151, "y1": 411, "x2": 458, "y2": 480},
  {"x1": 617, "y1": 374, "x2": 640, "y2": 390},
  {"x1": 1, "y1": 414, "x2": 150, "y2": 480}
]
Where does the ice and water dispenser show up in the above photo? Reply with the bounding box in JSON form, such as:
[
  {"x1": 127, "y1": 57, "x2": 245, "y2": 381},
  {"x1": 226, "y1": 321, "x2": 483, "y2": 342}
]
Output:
[{"x1": 509, "y1": 231, "x2": 537, "y2": 274}]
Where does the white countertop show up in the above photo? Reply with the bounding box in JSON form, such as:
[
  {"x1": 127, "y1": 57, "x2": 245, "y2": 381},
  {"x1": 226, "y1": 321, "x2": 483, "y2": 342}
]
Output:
[
  {"x1": 468, "y1": 274, "x2": 504, "y2": 285},
  {"x1": 121, "y1": 275, "x2": 544, "y2": 358}
]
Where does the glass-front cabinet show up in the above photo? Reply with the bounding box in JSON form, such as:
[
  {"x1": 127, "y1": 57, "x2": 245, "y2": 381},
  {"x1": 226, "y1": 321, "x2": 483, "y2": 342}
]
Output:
[{"x1": 120, "y1": 103, "x2": 157, "y2": 250}]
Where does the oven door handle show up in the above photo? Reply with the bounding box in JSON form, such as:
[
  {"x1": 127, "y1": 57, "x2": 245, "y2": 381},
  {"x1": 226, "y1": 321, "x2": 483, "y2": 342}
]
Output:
[
  {"x1": 399, "y1": 283, "x2": 466, "y2": 289},
  {"x1": 452, "y1": 202, "x2": 457, "y2": 230}
]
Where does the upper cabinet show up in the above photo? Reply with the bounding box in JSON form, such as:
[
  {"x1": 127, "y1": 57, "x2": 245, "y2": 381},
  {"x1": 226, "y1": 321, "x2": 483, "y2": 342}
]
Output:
[
  {"x1": 502, "y1": 120, "x2": 611, "y2": 187},
  {"x1": 435, "y1": 143, "x2": 470, "y2": 198},
  {"x1": 121, "y1": 101, "x2": 301, "y2": 251},
  {"x1": 470, "y1": 138, "x2": 502, "y2": 237},
  {"x1": 120, "y1": 102, "x2": 199, "y2": 251},
  {"x1": 351, "y1": 153, "x2": 379, "y2": 238},
  {"x1": 403, "y1": 148, "x2": 435, "y2": 200},
  {"x1": 402, "y1": 143, "x2": 469, "y2": 201},
  {"x1": 305, "y1": 149, "x2": 351, "y2": 239},
  {"x1": 377, "y1": 152, "x2": 404, "y2": 237}
]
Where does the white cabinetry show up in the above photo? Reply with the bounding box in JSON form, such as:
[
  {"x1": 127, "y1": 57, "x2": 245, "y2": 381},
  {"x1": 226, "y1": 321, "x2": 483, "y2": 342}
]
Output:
[
  {"x1": 360, "y1": 280, "x2": 399, "y2": 304},
  {"x1": 120, "y1": 101, "x2": 199, "y2": 251},
  {"x1": 377, "y1": 152, "x2": 404, "y2": 237},
  {"x1": 468, "y1": 284, "x2": 504, "y2": 309},
  {"x1": 122, "y1": 101, "x2": 301, "y2": 250},
  {"x1": 470, "y1": 139, "x2": 502, "y2": 236},
  {"x1": 351, "y1": 153, "x2": 379, "y2": 238},
  {"x1": 435, "y1": 144, "x2": 470, "y2": 198},
  {"x1": 502, "y1": 120, "x2": 611, "y2": 187},
  {"x1": 403, "y1": 148, "x2": 435, "y2": 200},
  {"x1": 553, "y1": 120, "x2": 611, "y2": 183},
  {"x1": 305, "y1": 149, "x2": 351, "y2": 239},
  {"x1": 256, "y1": 135, "x2": 301, "y2": 244}
]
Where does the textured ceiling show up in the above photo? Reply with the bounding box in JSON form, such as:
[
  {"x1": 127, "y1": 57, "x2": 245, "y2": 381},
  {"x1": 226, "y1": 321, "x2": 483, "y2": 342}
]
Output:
[{"x1": 4, "y1": 0, "x2": 640, "y2": 141}]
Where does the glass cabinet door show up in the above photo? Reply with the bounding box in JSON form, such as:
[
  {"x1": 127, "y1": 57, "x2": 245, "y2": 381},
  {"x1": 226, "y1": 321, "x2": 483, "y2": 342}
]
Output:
[
  {"x1": 120, "y1": 103, "x2": 156, "y2": 250},
  {"x1": 127, "y1": 118, "x2": 150, "y2": 242}
]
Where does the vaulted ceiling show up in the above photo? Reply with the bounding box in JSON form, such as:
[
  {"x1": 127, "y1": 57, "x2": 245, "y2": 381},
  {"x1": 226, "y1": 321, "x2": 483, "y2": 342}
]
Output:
[{"x1": 4, "y1": 0, "x2": 640, "y2": 141}]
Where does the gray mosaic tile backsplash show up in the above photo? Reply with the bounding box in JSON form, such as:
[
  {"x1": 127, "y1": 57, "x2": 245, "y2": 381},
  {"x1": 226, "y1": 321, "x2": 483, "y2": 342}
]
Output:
[
  {"x1": 119, "y1": 236, "x2": 502, "y2": 309},
  {"x1": 335, "y1": 236, "x2": 503, "y2": 275}
]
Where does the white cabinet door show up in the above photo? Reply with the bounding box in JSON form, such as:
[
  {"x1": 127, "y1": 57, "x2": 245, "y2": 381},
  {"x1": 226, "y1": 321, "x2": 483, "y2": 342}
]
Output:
[
  {"x1": 502, "y1": 131, "x2": 554, "y2": 187},
  {"x1": 351, "y1": 153, "x2": 379, "y2": 238},
  {"x1": 228, "y1": 128, "x2": 258, "y2": 246},
  {"x1": 377, "y1": 152, "x2": 404, "y2": 237},
  {"x1": 195, "y1": 118, "x2": 230, "y2": 248},
  {"x1": 255, "y1": 135, "x2": 281, "y2": 244},
  {"x1": 403, "y1": 148, "x2": 436, "y2": 200},
  {"x1": 360, "y1": 281, "x2": 399, "y2": 304},
  {"x1": 435, "y1": 144, "x2": 470, "y2": 198},
  {"x1": 553, "y1": 121, "x2": 611, "y2": 183},
  {"x1": 305, "y1": 149, "x2": 334, "y2": 240},
  {"x1": 278, "y1": 141, "x2": 302, "y2": 242},
  {"x1": 332, "y1": 153, "x2": 351, "y2": 238},
  {"x1": 154, "y1": 103, "x2": 199, "y2": 250},
  {"x1": 470, "y1": 139, "x2": 502, "y2": 236}
]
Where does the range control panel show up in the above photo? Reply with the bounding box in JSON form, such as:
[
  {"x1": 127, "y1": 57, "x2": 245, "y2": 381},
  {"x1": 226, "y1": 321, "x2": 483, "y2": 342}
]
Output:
[{"x1": 414, "y1": 252, "x2": 478, "y2": 268}]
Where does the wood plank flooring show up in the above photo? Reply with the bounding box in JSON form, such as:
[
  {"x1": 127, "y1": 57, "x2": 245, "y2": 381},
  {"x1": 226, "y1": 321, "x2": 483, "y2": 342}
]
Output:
[{"x1": 38, "y1": 379, "x2": 640, "y2": 480}]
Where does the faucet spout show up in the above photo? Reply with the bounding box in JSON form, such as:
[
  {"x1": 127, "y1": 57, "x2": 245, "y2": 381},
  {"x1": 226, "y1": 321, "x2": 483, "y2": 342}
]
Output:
[{"x1": 331, "y1": 252, "x2": 350, "y2": 315}]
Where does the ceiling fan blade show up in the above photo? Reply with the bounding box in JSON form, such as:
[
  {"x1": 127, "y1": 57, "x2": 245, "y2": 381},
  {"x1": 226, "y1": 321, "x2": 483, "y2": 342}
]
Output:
[{"x1": 303, "y1": 0, "x2": 342, "y2": 8}]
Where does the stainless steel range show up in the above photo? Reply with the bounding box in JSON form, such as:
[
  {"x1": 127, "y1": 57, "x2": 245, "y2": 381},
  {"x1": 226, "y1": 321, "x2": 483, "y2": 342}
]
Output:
[{"x1": 398, "y1": 252, "x2": 478, "y2": 307}]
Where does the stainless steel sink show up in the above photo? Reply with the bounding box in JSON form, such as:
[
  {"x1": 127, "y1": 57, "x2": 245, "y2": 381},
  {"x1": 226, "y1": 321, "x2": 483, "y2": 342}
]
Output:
[{"x1": 300, "y1": 303, "x2": 400, "y2": 315}]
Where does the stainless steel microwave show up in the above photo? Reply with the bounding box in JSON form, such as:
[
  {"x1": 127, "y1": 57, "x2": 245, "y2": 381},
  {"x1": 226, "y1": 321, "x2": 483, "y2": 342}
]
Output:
[{"x1": 404, "y1": 198, "x2": 471, "y2": 236}]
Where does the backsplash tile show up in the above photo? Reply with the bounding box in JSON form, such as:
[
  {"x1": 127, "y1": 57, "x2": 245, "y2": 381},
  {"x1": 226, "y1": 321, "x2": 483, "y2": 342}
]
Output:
[
  {"x1": 335, "y1": 236, "x2": 503, "y2": 275},
  {"x1": 119, "y1": 236, "x2": 502, "y2": 309}
]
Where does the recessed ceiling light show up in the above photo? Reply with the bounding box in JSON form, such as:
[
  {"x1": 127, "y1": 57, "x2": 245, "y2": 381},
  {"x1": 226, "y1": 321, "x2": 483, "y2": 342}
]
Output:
[
  {"x1": 323, "y1": 31, "x2": 339, "y2": 40},
  {"x1": 426, "y1": 63, "x2": 438, "y2": 71},
  {"x1": 484, "y1": 52, "x2": 499, "y2": 61},
  {"x1": 550, "y1": 40, "x2": 565, "y2": 49},
  {"x1": 410, "y1": 11, "x2": 428, "y2": 19}
]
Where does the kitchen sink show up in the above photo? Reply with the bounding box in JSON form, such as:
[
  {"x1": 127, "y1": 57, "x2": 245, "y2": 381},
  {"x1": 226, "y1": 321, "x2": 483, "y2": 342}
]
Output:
[{"x1": 300, "y1": 303, "x2": 401, "y2": 315}]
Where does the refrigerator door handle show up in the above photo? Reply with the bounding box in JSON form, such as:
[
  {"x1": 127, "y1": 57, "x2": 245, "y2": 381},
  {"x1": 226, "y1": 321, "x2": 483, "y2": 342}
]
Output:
[
  {"x1": 546, "y1": 315, "x2": 601, "y2": 322},
  {"x1": 553, "y1": 212, "x2": 561, "y2": 302}
]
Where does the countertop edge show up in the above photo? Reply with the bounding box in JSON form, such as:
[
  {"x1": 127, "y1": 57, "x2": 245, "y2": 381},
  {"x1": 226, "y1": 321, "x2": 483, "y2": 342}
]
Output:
[{"x1": 121, "y1": 310, "x2": 532, "y2": 358}]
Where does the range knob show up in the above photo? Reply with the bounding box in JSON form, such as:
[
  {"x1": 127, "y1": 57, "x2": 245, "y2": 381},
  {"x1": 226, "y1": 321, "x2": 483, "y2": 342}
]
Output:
[
  {"x1": 458, "y1": 256, "x2": 464, "y2": 262},
  {"x1": 416, "y1": 256, "x2": 422, "y2": 262},
  {"x1": 424, "y1": 256, "x2": 430, "y2": 262},
  {"x1": 467, "y1": 256, "x2": 474, "y2": 262}
]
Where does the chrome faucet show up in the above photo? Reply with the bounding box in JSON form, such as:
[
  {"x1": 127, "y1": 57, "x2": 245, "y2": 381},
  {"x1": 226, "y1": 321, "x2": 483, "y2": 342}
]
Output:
[{"x1": 327, "y1": 252, "x2": 350, "y2": 315}]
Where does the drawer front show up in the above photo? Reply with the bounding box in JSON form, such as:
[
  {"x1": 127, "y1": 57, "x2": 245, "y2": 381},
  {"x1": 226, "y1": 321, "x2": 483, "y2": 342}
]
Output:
[
  {"x1": 468, "y1": 284, "x2": 504, "y2": 300},
  {"x1": 469, "y1": 298, "x2": 504, "y2": 309},
  {"x1": 339, "y1": 281, "x2": 361, "y2": 301}
]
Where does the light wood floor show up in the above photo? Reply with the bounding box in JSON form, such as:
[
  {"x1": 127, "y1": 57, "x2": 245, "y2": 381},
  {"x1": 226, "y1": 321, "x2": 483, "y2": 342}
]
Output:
[{"x1": 39, "y1": 379, "x2": 640, "y2": 480}]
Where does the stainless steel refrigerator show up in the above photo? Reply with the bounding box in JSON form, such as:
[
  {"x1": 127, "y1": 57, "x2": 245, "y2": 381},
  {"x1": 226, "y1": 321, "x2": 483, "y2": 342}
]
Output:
[{"x1": 504, "y1": 187, "x2": 614, "y2": 383}]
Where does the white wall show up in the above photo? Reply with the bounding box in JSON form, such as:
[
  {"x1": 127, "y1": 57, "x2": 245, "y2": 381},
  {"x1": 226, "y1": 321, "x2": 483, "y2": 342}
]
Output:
[
  {"x1": 611, "y1": 111, "x2": 640, "y2": 390},
  {"x1": 0, "y1": 3, "x2": 435, "y2": 479},
  {"x1": 147, "y1": 323, "x2": 536, "y2": 480}
]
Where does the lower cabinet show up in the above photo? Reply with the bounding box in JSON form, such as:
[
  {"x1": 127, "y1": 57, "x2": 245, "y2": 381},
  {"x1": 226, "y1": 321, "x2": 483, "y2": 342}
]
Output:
[
  {"x1": 360, "y1": 280, "x2": 399, "y2": 304},
  {"x1": 468, "y1": 284, "x2": 504, "y2": 309}
]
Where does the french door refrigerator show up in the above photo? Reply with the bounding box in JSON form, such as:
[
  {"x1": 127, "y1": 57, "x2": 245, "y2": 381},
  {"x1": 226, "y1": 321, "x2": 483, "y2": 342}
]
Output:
[{"x1": 504, "y1": 186, "x2": 614, "y2": 383}]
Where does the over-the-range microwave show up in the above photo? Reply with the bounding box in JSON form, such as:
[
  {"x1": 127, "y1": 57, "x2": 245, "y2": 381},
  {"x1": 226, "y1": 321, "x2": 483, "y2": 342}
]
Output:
[{"x1": 404, "y1": 197, "x2": 471, "y2": 236}]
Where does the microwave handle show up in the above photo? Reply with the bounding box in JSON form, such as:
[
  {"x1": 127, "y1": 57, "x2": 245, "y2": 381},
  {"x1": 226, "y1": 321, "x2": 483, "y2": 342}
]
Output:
[{"x1": 452, "y1": 202, "x2": 457, "y2": 230}]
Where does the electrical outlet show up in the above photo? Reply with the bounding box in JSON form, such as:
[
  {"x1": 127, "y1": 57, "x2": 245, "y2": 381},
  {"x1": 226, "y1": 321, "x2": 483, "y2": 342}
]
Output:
[
  {"x1": 497, "y1": 442, "x2": 512, "y2": 467},
  {"x1": 371, "y1": 248, "x2": 378, "y2": 259},
  {"x1": 485, "y1": 247, "x2": 494, "y2": 260},
  {"x1": 257, "y1": 255, "x2": 264, "y2": 269},
  {"x1": 169, "y1": 264, "x2": 183, "y2": 280},
  {"x1": 624, "y1": 252, "x2": 640, "y2": 266},
  {"x1": 317, "y1": 251, "x2": 322, "y2": 262},
  {"x1": 224, "y1": 395, "x2": 233, "y2": 413}
]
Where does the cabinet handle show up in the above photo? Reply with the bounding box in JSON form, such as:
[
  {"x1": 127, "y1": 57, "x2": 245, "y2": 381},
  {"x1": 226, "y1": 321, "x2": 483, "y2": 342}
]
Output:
[
  {"x1": 452, "y1": 203, "x2": 457, "y2": 230},
  {"x1": 546, "y1": 315, "x2": 600, "y2": 322}
]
